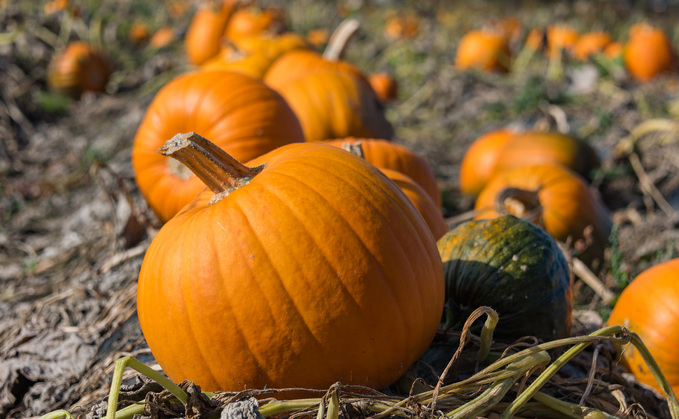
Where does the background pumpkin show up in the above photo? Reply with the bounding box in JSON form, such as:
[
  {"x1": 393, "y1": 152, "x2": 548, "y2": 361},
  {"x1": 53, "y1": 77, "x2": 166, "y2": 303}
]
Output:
[
  {"x1": 184, "y1": 0, "x2": 238, "y2": 65},
  {"x1": 275, "y1": 70, "x2": 393, "y2": 143},
  {"x1": 624, "y1": 23, "x2": 676, "y2": 82},
  {"x1": 437, "y1": 214, "x2": 572, "y2": 341},
  {"x1": 474, "y1": 164, "x2": 612, "y2": 267},
  {"x1": 458, "y1": 128, "x2": 519, "y2": 196},
  {"x1": 47, "y1": 41, "x2": 112, "y2": 97},
  {"x1": 131, "y1": 71, "x2": 304, "y2": 222},
  {"x1": 137, "y1": 135, "x2": 445, "y2": 393},
  {"x1": 324, "y1": 137, "x2": 441, "y2": 208},
  {"x1": 607, "y1": 258, "x2": 679, "y2": 396},
  {"x1": 455, "y1": 30, "x2": 511, "y2": 73},
  {"x1": 368, "y1": 72, "x2": 399, "y2": 104}
]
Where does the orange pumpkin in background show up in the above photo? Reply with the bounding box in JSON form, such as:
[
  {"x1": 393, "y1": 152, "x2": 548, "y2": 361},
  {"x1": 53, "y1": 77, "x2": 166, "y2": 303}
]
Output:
[
  {"x1": 546, "y1": 25, "x2": 579, "y2": 59},
  {"x1": 474, "y1": 164, "x2": 612, "y2": 267},
  {"x1": 149, "y1": 26, "x2": 176, "y2": 49},
  {"x1": 137, "y1": 135, "x2": 445, "y2": 393},
  {"x1": 47, "y1": 41, "x2": 112, "y2": 97},
  {"x1": 369, "y1": 72, "x2": 399, "y2": 104},
  {"x1": 624, "y1": 23, "x2": 676, "y2": 82},
  {"x1": 223, "y1": 5, "x2": 286, "y2": 42},
  {"x1": 459, "y1": 128, "x2": 519, "y2": 196},
  {"x1": 574, "y1": 31, "x2": 613, "y2": 61},
  {"x1": 607, "y1": 258, "x2": 679, "y2": 397},
  {"x1": 184, "y1": 0, "x2": 239, "y2": 65},
  {"x1": 455, "y1": 30, "x2": 511, "y2": 73},
  {"x1": 131, "y1": 71, "x2": 304, "y2": 222},
  {"x1": 325, "y1": 137, "x2": 441, "y2": 208}
]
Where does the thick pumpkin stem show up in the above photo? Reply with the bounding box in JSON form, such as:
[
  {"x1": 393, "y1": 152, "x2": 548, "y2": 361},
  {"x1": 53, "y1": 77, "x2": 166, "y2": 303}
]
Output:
[
  {"x1": 323, "y1": 18, "x2": 360, "y2": 61},
  {"x1": 495, "y1": 187, "x2": 544, "y2": 227},
  {"x1": 160, "y1": 132, "x2": 262, "y2": 202}
]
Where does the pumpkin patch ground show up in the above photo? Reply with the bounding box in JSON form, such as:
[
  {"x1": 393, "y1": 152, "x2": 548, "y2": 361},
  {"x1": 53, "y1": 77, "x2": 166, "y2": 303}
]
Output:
[{"x1": 3, "y1": 0, "x2": 679, "y2": 417}]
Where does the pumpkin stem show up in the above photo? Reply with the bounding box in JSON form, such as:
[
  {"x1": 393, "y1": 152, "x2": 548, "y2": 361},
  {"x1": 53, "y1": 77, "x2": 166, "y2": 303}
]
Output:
[
  {"x1": 340, "y1": 140, "x2": 364, "y2": 159},
  {"x1": 495, "y1": 187, "x2": 544, "y2": 227},
  {"x1": 160, "y1": 132, "x2": 262, "y2": 202},
  {"x1": 323, "y1": 18, "x2": 360, "y2": 61}
]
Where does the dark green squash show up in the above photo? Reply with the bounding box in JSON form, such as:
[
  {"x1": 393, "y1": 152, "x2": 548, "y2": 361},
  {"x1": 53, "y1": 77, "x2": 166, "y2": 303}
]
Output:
[{"x1": 437, "y1": 214, "x2": 572, "y2": 341}]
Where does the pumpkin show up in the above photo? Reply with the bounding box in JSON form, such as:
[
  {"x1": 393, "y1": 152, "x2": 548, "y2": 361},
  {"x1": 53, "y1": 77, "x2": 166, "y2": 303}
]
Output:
[
  {"x1": 458, "y1": 128, "x2": 519, "y2": 196},
  {"x1": 624, "y1": 23, "x2": 676, "y2": 82},
  {"x1": 491, "y1": 131, "x2": 601, "y2": 182},
  {"x1": 455, "y1": 30, "x2": 511, "y2": 73},
  {"x1": 128, "y1": 22, "x2": 150, "y2": 44},
  {"x1": 368, "y1": 72, "x2": 399, "y2": 104},
  {"x1": 546, "y1": 25, "x2": 579, "y2": 59},
  {"x1": 184, "y1": 0, "x2": 238, "y2": 65},
  {"x1": 324, "y1": 138, "x2": 441, "y2": 208},
  {"x1": 474, "y1": 164, "x2": 612, "y2": 267},
  {"x1": 137, "y1": 133, "x2": 445, "y2": 393},
  {"x1": 306, "y1": 28, "x2": 330, "y2": 47},
  {"x1": 149, "y1": 26, "x2": 176, "y2": 49},
  {"x1": 131, "y1": 71, "x2": 304, "y2": 222},
  {"x1": 275, "y1": 70, "x2": 393, "y2": 143},
  {"x1": 573, "y1": 31, "x2": 613, "y2": 61},
  {"x1": 47, "y1": 41, "x2": 112, "y2": 97},
  {"x1": 384, "y1": 15, "x2": 420, "y2": 41},
  {"x1": 43, "y1": 0, "x2": 69, "y2": 15},
  {"x1": 604, "y1": 41, "x2": 623, "y2": 60},
  {"x1": 437, "y1": 214, "x2": 572, "y2": 341},
  {"x1": 223, "y1": 5, "x2": 286, "y2": 42},
  {"x1": 607, "y1": 258, "x2": 679, "y2": 396}
]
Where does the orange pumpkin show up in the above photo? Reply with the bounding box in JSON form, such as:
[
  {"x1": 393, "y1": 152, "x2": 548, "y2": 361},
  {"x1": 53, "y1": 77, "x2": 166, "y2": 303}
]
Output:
[
  {"x1": 546, "y1": 25, "x2": 579, "y2": 59},
  {"x1": 306, "y1": 28, "x2": 330, "y2": 47},
  {"x1": 384, "y1": 15, "x2": 419, "y2": 41},
  {"x1": 149, "y1": 26, "x2": 176, "y2": 49},
  {"x1": 624, "y1": 23, "x2": 676, "y2": 82},
  {"x1": 223, "y1": 5, "x2": 285, "y2": 42},
  {"x1": 128, "y1": 22, "x2": 150, "y2": 44},
  {"x1": 131, "y1": 71, "x2": 304, "y2": 222},
  {"x1": 325, "y1": 138, "x2": 441, "y2": 208},
  {"x1": 455, "y1": 30, "x2": 511, "y2": 73},
  {"x1": 458, "y1": 128, "x2": 520, "y2": 196},
  {"x1": 607, "y1": 258, "x2": 679, "y2": 396},
  {"x1": 275, "y1": 70, "x2": 393, "y2": 143},
  {"x1": 492, "y1": 131, "x2": 601, "y2": 182},
  {"x1": 573, "y1": 31, "x2": 613, "y2": 61},
  {"x1": 47, "y1": 41, "x2": 112, "y2": 97},
  {"x1": 604, "y1": 41, "x2": 623, "y2": 60},
  {"x1": 184, "y1": 0, "x2": 239, "y2": 65},
  {"x1": 368, "y1": 72, "x2": 398, "y2": 104},
  {"x1": 474, "y1": 164, "x2": 612, "y2": 266},
  {"x1": 137, "y1": 133, "x2": 445, "y2": 393}
]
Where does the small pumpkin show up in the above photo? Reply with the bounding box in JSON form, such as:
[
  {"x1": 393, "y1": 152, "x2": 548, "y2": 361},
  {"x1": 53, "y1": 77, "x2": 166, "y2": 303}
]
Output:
[
  {"x1": 223, "y1": 5, "x2": 286, "y2": 42},
  {"x1": 604, "y1": 41, "x2": 623, "y2": 60},
  {"x1": 437, "y1": 214, "x2": 572, "y2": 341},
  {"x1": 47, "y1": 41, "x2": 112, "y2": 97},
  {"x1": 137, "y1": 133, "x2": 445, "y2": 392},
  {"x1": 546, "y1": 25, "x2": 579, "y2": 59},
  {"x1": 573, "y1": 31, "x2": 613, "y2": 61},
  {"x1": 184, "y1": 0, "x2": 239, "y2": 65},
  {"x1": 491, "y1": 131, "x2": 600, "y2": 182},
  {"x1": 131, "y1": 71, "x2": 304, "y2": 222},
  {"x1": 607, "y1": 258, "x2": 679, "y2": 396},
  {"x1": 474, "y1": 164, "x2": 612, "y2": 267},
  {"x1": 128, "y1": 22, "x2": 151, "y2": 44},
  {"x1": 458, "y1": 128, "x2": 520, "y2": 196},
  {"x1": 384, "y1": 15, "x2": 420, "y2": 41},
  {"x1": 624, "y1": 23, "x2": 676, "y2": 82},
  {"x1": 368, "y1": 72, "x2": 398, "y2": 104},
  {"x1": 149, "y1": 26, "x2": 176, "y2": 49},
  {"x1": 455, "y1": 30, "x2": 511, "y2": 73},
  {"x1": 324, "y1": 138, "x2": 441, "y2": 208},
  {"x1": 275, "y1": 70, "x2": 393, "y2": 143}
]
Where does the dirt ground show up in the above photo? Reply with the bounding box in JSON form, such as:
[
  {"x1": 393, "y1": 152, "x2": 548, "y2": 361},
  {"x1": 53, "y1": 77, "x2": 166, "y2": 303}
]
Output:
[{"x1": 2, "y1": 0, "x2": 679, "y2": 418}]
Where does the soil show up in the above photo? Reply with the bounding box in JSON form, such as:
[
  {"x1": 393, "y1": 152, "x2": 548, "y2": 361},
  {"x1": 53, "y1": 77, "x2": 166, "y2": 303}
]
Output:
[{"x1": 2, "y1": 1, "x2": 679, "y2": 418}]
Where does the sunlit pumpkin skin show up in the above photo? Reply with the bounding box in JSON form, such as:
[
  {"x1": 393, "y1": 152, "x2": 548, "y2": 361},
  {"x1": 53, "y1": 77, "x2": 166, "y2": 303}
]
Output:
[
  {"x1": 381, "y1": 169, "x2": 447, "y2": 240},
  {"x1": 455, "y1": 30, "x2": 511, "y2": 73},
  {"x1": 624, "y1": 23, "x2": 676, "y2": 82},
  {"x1": 131, "y1": 71, "x2": 304, "y2": 222},
  {"x1": 369, "y1": 72, "x2": 398, "y2": 104},
  {"x1": 607, "y1": 258, "x2": 679, "y2": 396},
  {"x1": 275, "y1": 70, "x2": 393, "y2": 143},
  {"x1": 47, "y1": 41, "x2": 112, "y2": 97},
  {"x1": 459, "y1": 128, "x2": 519, "y2": 196},
  {"x1": 474, "y1": 164, "x2": 612, "y2": 267},
  {"x1": 492, "y1": 131, "x2": 601, "y2": 182},
  {"x1": 574, "y1": 32, "x2": 613, "y2": 61},
  {"x1": 137, "y1": 137, "x2": 445, "y2": 393},
  {"x1": 184, "y1": 0, "x2": 238, "y2": 65},
  {"x1": 546, "y1": 25, "x2": 579, "y2": 59},
  {"x1": 223, "y1": 6, "x2": 286, "y2": 42},
  {"x1": 324, "y1": 138, "x2": 441, "y2": 208},
  {"x1": 437, "y1": 215, "x2": 572, "y2": 341}
]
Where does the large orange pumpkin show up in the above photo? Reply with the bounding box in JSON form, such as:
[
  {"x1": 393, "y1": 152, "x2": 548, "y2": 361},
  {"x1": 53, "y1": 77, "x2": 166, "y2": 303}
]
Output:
[
  {"x1": 275, "y1": 70, "x2": 393, "y2": 143},
  {"x1": 474, "y1": 164, "x2": 612, "y2": 266},
  {"x1": 624, "y1": 23, "x2": 676, "y2": 82},
  {"x1": 458, "y1": 128, "x2": 519, "y2": 196},
  {"x1": 492, "y1": 131, "x2": 601, "y2": 182},
  {"x1": 607, "y1": 258, "x2": 679, "y2": 396},
  {"x1": 324, "y1": 138, "x2": 440, "y2": 208},
  {"x1": 47, "y1": 41, "x2": 112, "y2": 97},
  {"x1": 137, "y1": 133, "x2": 445, "y2": 392},
  {"x1": 455, "y1": 30, "x2": 511, "y2": 73},
  {"x1": 131, "y1": 71, "x2": 304, "y2": 222}
]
